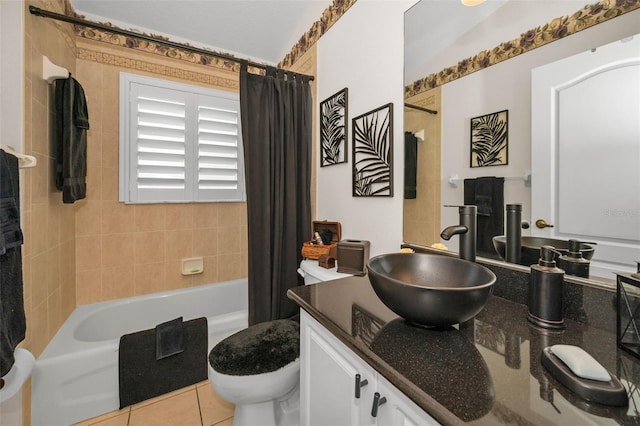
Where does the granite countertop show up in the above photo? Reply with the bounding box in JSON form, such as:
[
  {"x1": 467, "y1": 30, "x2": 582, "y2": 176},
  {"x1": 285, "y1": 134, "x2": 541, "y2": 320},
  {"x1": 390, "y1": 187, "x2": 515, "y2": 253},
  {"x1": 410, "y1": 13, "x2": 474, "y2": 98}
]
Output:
[{"x1": 288, "y1": 275, "x2": 640, "y2": 425}]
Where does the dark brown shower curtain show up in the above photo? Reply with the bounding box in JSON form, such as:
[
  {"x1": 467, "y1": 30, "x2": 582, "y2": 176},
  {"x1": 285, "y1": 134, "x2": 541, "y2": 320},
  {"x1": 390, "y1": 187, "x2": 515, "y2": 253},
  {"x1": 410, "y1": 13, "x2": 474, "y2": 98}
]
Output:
[{"x1": 240, "y1": 62, "x2": 312, "y2": 325}]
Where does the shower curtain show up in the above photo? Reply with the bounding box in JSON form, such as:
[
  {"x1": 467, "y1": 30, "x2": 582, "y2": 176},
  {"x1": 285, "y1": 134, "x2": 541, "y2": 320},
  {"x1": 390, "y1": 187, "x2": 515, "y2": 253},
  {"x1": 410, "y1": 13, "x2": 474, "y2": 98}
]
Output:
[{"x1": 239, "y1": 62, "x2": 312, "y2": 325}]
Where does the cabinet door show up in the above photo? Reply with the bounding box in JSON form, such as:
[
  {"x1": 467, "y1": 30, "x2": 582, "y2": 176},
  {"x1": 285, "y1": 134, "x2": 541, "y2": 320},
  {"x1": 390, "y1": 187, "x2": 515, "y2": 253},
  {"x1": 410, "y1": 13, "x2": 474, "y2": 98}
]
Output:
[
  {"x1": 300, "y1": 311, "x2": 376, "y2": 426},
  {"x1": 374, "y1": 375, "x2": 440, "y2": 426}
]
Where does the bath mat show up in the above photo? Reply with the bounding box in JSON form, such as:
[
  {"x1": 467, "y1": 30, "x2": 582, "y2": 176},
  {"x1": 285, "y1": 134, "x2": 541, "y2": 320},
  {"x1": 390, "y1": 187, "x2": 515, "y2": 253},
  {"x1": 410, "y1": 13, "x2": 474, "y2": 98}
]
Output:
[{"x1": 118, "y1": 317, "x2": 208, "y2": 408}]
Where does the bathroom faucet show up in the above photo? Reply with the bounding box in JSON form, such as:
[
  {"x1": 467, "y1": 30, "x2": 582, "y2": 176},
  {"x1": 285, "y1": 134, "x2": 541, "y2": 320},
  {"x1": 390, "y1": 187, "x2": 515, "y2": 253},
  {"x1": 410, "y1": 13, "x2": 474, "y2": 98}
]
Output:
[{"x1": 441, "y1": 205, "x2": 477, "y2": 262}]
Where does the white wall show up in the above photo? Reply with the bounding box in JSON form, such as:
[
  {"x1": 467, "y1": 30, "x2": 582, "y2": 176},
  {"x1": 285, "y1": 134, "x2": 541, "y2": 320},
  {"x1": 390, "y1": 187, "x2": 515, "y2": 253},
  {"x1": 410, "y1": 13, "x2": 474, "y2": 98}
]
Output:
[{"x1": 317, "y1": 0, "x2": 416, "y2": 257}]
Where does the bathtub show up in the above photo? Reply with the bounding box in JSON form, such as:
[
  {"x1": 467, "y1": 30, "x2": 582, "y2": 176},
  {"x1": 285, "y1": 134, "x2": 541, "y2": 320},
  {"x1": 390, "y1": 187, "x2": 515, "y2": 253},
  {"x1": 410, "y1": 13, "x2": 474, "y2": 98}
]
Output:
[{"x1": 32, "y1": 279, "x2": 248, "y2": 426}]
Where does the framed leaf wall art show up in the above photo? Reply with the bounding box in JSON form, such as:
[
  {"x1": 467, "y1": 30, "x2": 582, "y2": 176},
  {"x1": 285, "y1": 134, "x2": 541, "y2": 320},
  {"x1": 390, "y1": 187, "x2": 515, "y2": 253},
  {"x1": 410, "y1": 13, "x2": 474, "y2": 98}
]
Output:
[
  {"x1": 470, "y1": 109, "x2": 508, "y2": 168},
  {"x1": 320, "y1": 88, "x2": 348, "y2": 167},
  {"x1": 352, "y1": 103, "x2": 393, "y2": 197}
]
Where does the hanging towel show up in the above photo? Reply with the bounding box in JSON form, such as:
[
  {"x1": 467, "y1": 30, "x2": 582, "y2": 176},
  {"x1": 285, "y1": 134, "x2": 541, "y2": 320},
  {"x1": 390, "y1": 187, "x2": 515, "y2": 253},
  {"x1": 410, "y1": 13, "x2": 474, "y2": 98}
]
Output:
[
  {"x1": 54, "y1": 76, "x2": 89, "y2": 204},
  {"x1": 0, "y1": 149, "x2": 26, "y2": 378},
  {"x1": 404, "y1": 132, "x2": 418, "y2": 199},
  {"x1": 464, "y1": 177, "x2": 504, "y2": 259}
]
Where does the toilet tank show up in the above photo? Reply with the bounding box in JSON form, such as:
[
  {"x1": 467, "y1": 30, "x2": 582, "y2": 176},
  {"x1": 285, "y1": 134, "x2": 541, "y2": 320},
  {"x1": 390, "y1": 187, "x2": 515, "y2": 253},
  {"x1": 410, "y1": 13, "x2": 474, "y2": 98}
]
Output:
[{"x1": 298, "y1": 260, "x2": 351, "y2": 284}]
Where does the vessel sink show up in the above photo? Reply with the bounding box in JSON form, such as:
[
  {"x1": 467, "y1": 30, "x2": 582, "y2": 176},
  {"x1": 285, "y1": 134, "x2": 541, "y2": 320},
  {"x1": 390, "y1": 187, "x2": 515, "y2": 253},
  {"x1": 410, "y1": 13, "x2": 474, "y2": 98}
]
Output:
[
  {"x1": 367, "y1": 253, "x2": 496, "y2": 327},
  {"x1": 492, "y1": 236, "x2": 595, "y2": 267}
]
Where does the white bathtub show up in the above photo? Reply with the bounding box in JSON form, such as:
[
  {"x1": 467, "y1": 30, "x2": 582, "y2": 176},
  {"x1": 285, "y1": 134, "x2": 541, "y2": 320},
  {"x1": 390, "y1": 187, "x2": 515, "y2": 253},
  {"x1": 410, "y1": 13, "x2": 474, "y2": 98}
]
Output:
[{"x1": 32, "y1": 279, "x2": 248, "y2": 426}]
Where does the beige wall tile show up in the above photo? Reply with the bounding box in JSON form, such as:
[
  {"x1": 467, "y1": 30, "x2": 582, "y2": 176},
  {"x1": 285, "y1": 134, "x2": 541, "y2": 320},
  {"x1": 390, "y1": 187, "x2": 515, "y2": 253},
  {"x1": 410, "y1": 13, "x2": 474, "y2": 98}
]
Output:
[
  {"x1": 218, "y1": 203, "x2": 241, "y2": 227},
  {"x1": 166, "y1": 204, "x2": 194, "y2": 230},
  {"x1": 31, "y1": 252, "x2": 49, "y2": 307},
  {"x1": 102, "y1": 266, "x2": 135, "y2": 301},
  {"x1": 192, "y1": 203, "x2": 218, "y2": 229},
  {"x1": 135, "y1": 204, "x2": 166, "y2": 232},
  {"x1": 101, "y1": 200, "x2": 134, "y2": 234},
  {"x1": 76, "y1": 200, "x2": 102, "y2": 235},
  {"x1": 76, "y1": 269, "x2": 103, "y2": 305},
  {"x1": 135, "y1": 231, "x2": 166, "y2": 264},
  {"x1": 134, "y1": 262, "x2": 166, "y2": 295},
  {"x1": 165, "y1": 260, "x2": 192, "y2": 290},
  {"x1": 192, "y1": 256, "x2": 218, "y2": 286},
  {"x1": 218, "y1": 227, "x2": 241, "y2": 254},
  {"x1": 164, "y1": 229, "x2": 193, "y2": 260},
  {"x1": 101, "y1": 166, "x2": 119, "y2": 201},
  {"x1": 76, "y1": 235, "x2": 102, "y2": 272},
  {"x1": 193, "y1": 228, "x2": 218, "y2": 257},
  {"x1": 102, "y1": 234, "x2": 135, "y2": 268},
  {"x1": 218, "y1": 253, "x2": 243, "y2": 281}
]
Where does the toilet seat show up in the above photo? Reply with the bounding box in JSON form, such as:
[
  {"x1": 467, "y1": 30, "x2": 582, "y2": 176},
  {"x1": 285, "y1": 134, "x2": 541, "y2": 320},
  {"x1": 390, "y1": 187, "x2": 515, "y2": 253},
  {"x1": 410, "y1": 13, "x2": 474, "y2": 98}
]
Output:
[{"x1": 207, "y1": 320, "x2": 300, "y2": 426}]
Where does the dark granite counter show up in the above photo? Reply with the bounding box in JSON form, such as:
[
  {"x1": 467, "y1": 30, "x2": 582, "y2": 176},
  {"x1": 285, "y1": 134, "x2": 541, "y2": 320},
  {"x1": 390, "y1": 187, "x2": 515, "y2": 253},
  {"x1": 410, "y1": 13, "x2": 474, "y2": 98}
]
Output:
[{"x1": 288, "y1": 273, "x2": 640, "y2": 425}]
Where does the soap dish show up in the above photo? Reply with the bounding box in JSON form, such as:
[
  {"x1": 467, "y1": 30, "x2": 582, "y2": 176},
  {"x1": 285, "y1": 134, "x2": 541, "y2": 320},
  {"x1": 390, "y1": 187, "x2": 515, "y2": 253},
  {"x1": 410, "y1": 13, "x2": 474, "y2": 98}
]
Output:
[{"x1": 541, "y1": 346, "x2": 628, "y2": 407}]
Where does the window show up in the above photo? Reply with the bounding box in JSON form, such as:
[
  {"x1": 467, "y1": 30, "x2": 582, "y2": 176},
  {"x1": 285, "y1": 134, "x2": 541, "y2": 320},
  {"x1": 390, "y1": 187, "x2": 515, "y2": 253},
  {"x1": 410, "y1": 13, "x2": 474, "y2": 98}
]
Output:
[{"x1": 119, "y1": 73, "x2": 245, "y2": 203}]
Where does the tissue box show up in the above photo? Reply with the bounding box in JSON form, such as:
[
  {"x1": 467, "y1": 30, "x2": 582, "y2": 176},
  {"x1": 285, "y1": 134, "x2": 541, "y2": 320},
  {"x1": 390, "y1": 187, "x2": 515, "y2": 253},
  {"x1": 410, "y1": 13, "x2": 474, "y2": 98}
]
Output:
[
  {"x1": 301, "y1": 221, "x2": 341, "y2": 260},
  {"x1": 337, "y1": 240, "x2": 370, "y2": 276}
]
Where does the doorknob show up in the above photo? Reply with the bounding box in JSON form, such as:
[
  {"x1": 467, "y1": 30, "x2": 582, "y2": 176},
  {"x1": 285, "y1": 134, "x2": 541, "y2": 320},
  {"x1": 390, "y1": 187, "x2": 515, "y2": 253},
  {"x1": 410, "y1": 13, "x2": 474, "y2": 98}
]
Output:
[{"x1": 535, "y1": 219, "x2": 554, "y2": 229}]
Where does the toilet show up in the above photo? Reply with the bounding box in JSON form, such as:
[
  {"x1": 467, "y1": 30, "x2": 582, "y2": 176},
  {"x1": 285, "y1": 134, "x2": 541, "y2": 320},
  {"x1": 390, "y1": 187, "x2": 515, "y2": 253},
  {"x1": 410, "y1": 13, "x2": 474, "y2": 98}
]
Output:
[
  {"x1": 0, "y1": 348, "x2": 35, "y2": 426},
  {"x1": 208, "y1": 260, "x2": 349, "y2": 426}
]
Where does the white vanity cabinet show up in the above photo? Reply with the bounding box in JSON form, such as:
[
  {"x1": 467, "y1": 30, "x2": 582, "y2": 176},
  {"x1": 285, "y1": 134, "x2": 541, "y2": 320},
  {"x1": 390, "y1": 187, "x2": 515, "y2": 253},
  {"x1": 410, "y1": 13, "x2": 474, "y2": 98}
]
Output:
[{"x1": 300, "y1": 311, "x2": 439, "y2": 426}]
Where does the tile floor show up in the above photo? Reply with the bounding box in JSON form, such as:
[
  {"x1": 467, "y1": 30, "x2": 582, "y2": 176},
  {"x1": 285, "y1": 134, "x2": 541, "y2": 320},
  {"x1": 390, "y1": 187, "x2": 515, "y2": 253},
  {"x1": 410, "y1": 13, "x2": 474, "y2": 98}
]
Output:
[{"x1": 73, "y1": 381, "x2": 234, "y2": 426}]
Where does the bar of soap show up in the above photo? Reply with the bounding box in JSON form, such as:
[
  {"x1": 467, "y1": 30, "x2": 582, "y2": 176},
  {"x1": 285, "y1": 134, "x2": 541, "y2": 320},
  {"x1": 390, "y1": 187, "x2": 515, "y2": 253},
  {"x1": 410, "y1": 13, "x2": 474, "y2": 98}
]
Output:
[{"x1": 549, "y1": 344, "x2": 611, "y2": 382}]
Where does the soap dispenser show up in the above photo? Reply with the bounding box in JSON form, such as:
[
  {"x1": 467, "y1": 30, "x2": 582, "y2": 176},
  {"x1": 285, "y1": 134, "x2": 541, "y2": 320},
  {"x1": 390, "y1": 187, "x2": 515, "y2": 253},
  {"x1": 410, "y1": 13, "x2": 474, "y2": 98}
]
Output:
[
  {"x1": 528, "y1": 245, "x2": 565, "y2": 330},
  {"x1": 557, "y1": 239, "x2": 592, "y2": 278}
]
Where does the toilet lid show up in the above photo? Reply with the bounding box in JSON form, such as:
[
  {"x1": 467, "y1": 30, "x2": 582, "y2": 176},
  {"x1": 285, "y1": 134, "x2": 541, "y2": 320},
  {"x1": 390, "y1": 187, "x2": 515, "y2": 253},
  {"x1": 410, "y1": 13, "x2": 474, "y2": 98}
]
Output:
[{"x1": 208, "y1": 319, "x2": 299, "y2": 376}]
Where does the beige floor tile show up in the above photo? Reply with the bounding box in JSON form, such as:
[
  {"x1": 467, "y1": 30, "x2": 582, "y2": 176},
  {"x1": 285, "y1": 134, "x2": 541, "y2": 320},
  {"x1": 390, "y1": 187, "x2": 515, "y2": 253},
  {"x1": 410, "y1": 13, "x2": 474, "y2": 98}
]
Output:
[
  {"x1": 130, "y1": 384, "x2": 195, "y2": 410},
  {"x1": 129, "y1": 388, "x2": 202, "y2": 426},
  {"x1": 73, "y1": 409, "x2": 130, "y2": 426},
  {"x1": 197, "y1": 382, "x2": 235, "y2": 426},
  {"x1": 212, "y1": 418, "x2": 234, "y2": 426}
]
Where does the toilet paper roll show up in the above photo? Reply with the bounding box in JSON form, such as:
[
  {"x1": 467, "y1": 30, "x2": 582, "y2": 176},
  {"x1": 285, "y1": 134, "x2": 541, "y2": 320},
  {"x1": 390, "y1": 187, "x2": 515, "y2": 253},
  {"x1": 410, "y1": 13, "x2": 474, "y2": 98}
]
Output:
[{"x1": 0, "y1": 348, "x2": 35, "y2": 402}]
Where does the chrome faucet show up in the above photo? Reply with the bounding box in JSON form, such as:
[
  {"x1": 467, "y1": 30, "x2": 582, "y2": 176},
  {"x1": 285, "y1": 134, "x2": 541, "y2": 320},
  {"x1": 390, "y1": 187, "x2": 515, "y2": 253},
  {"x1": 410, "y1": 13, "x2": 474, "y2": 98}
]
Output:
[{"x1": 441, "y1": 205, "x2": 477, "y2": 262}]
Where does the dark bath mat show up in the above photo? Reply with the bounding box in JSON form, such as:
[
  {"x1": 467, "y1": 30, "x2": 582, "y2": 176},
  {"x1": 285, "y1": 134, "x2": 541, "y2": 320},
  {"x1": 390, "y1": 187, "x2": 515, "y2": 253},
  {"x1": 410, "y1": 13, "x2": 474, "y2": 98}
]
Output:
[{"x1": 118, "y1": 317, "x2": 208, "y2": 408}]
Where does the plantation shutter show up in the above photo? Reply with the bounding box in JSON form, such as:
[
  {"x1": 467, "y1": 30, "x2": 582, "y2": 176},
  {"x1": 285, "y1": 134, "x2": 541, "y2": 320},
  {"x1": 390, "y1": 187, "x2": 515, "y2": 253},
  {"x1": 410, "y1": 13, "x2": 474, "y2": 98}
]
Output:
[
  {"x1": 120, "y1": 73, "x2": 244, "y2": 203},
  {"x1": 196, "y1": 95, "x2": 244, "y2": 201}
]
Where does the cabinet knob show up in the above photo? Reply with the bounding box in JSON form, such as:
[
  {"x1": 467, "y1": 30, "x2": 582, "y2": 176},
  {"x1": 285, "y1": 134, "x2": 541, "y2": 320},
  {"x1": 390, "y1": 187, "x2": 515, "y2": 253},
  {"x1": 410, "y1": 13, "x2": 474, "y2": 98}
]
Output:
[
  {"x1": 355, "y1": 374, "x2": 369, "y2": 399},
  {"x1": 371, "y1": 392, "x2": 387, "y2": 417}
]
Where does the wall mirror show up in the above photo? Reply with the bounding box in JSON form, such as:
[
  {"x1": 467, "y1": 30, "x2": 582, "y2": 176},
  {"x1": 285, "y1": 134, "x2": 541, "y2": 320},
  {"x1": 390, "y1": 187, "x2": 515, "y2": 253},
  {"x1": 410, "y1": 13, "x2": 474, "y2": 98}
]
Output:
[{"x1": 403, "y1": 0, "x2": 640, "y2": 283}]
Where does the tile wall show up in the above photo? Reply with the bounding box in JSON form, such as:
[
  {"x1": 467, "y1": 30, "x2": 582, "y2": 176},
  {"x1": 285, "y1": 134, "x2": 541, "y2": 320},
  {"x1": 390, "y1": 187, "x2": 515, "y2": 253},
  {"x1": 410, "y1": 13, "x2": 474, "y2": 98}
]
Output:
[
  {"x1": 73, "y1": 38, "x2": 248, "y2": 304},
  {"x1": 403, "y1": 86, "x2": 442, "y2": 246},
  {"x1": 22, "y1": 1, "x2": 79, "y2": 423}
]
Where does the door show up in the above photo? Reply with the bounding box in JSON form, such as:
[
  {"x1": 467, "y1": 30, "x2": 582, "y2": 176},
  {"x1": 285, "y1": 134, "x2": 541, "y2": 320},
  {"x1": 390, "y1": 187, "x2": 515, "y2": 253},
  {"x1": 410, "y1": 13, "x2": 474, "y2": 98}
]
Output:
[{"x1": 531, "y1": 37, "x2": 640, "y2": 279}]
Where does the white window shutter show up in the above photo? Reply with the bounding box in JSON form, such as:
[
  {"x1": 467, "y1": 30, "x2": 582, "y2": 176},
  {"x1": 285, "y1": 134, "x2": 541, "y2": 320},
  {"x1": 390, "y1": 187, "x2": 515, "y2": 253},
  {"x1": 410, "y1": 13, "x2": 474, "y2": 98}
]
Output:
[
  {"x1": 120, "y1": 73, "x2": 245, "y2": 204},
  {"x1": 196, "y1": 94, "x2": 245, "y2": 201}
]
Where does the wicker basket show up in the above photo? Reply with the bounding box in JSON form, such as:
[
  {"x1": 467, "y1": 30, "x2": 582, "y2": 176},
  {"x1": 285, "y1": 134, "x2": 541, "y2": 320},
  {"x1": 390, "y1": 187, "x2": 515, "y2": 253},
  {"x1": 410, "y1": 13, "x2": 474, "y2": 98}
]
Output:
[{"x1": 301, "y1": 221, "x2": 342, "y2": 260}]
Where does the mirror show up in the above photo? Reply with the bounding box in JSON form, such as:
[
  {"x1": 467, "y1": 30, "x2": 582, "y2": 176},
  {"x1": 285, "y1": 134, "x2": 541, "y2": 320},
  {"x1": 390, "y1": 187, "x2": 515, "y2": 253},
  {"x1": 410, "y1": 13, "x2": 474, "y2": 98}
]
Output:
[{"x1": 403, "y1": 0, "x2": 640, "y2": 282}]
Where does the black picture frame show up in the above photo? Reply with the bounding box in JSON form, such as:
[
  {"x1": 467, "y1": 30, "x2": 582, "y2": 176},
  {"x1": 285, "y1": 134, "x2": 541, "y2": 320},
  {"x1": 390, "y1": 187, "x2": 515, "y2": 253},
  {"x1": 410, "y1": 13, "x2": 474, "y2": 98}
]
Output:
[
  {"x1": 352, "y1": 103, "x2": 393, "y2": 197},
  {"x1": 320, "y1": 88, "x2": 348, "y2": 167},
  {"x1": 470, "y1": 109, "x2": 509, "y2": 168}
]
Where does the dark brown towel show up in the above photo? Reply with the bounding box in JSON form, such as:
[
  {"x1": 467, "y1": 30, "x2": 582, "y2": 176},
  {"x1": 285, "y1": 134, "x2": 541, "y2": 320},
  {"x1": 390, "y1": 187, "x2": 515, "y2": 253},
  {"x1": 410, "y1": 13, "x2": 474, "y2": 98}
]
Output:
[
  {"x1": 0, "y1": 149, "x2": 26, "y2": 377},
  {"x1": 118, "y1": 317, "x2": 207, "y2": 408},
  {"x1": 464, "y1": 177, "x2": 504, "y2": 259},
  {"x1": 54, "y1": 76, "x2": 89, "y2": 203}
]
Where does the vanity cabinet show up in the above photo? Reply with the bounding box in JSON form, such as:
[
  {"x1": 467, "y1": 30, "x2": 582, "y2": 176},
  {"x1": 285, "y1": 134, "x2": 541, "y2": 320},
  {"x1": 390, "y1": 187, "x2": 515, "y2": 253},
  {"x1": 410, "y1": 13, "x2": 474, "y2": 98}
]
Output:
[{"x1": 300, "y1": 311, "x2": 438, "y2": 426}]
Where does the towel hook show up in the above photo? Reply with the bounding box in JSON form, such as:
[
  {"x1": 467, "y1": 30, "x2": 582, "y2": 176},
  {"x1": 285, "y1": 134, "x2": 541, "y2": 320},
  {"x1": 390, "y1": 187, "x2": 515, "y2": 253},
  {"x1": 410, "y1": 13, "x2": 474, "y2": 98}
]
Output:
[{"x1": 42, "y1": 56, "x2": 69, "y2": 84}]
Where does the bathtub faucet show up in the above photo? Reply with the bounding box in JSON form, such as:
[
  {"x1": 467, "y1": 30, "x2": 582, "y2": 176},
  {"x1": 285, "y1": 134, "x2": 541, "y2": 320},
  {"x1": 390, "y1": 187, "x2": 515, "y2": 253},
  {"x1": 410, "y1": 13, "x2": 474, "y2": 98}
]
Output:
[{"x1": 441, "y1": 205, "x2": 477, "y2": 262}]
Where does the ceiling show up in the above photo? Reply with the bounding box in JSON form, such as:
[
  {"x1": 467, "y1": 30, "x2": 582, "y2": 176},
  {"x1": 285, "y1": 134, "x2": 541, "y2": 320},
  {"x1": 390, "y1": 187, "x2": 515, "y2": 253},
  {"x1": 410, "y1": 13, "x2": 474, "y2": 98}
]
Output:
[{"x1": 69, "y1": 0, "x2": 333, "y2": 65}]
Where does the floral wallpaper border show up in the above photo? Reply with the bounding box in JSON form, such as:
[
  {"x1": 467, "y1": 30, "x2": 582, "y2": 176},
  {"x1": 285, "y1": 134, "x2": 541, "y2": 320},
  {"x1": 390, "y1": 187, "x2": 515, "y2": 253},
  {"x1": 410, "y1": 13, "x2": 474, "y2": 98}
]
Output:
[
  {"x1": 64, "y1": 0, "x2": 356, "y2": 75},
  {"x1": 77, "y1": 47, "x2": 238, "y2": 90},
  {"x1": 405, "y1": 0, "x2": 640, "y2": 98}
]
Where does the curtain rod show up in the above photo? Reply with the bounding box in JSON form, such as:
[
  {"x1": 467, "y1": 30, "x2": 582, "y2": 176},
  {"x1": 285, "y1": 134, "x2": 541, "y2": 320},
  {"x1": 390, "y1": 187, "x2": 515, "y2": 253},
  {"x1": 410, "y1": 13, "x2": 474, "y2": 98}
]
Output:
[
  {"x1": 404, "y1": 103, "x2": 437, "y2": 115},
  {"x1": 28, "y1": 5, "x2": 315, "y2": 81}
]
